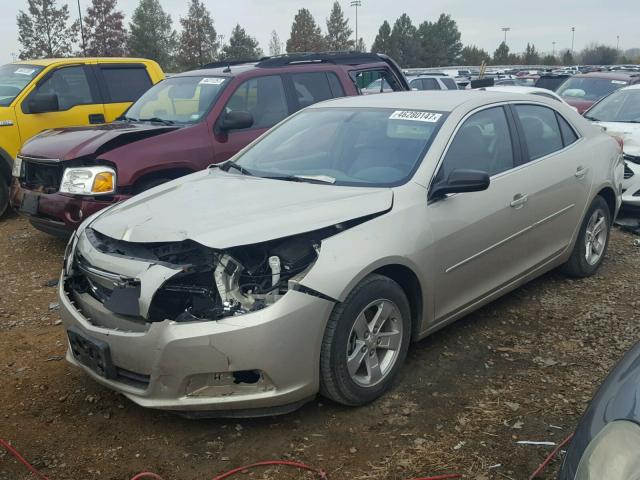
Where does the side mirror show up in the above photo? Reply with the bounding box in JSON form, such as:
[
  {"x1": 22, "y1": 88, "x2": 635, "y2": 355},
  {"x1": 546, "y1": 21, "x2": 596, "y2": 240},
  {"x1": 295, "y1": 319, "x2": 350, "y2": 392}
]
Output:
[
  {"x1": 219, "y1": 110, "x2": 253, "y2": 131},
  {"x1": 429, "y1": 168, "x2": 490, "y2": 200},
  {"x1": 28, "y1": 93, "x2": 59, "y2": 114}
]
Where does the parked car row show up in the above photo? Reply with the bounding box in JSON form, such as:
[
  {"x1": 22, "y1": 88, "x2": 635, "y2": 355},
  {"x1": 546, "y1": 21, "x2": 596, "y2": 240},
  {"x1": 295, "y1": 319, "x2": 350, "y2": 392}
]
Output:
[{"x1": 0, "y1": 57, "x2": 164, "y2": 216}]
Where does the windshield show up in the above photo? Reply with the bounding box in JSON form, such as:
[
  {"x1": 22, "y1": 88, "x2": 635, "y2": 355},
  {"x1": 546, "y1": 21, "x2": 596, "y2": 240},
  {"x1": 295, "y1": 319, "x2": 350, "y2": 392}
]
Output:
[
  {"x1": 0, "y1": 64, "x2": 43, "y2": 107},
  {"x1": 124, "y1": 75, "x2": 228, "y2": 124},
  {"x1": 557, "y1": 77, "x2": 628, "y2": 102},
  {"x1": 586, "y1": 89, "x2": 640, "y2": 123},
  {"x1": 231, "y1": 107, "x2": 447, "y2": 187}
]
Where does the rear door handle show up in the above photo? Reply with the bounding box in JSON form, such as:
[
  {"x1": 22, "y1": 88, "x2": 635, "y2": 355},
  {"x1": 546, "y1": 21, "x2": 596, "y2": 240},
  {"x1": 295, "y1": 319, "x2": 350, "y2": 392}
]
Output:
[
  {"x1": 575, "y1": 166, "x2": 588, "y2": 179},
  {"x1": 510, "y1": 193, "x2": 528, "y2": 209},
  {"x1": 89, "y1": 113, "x2": 105, "y2": 124}
]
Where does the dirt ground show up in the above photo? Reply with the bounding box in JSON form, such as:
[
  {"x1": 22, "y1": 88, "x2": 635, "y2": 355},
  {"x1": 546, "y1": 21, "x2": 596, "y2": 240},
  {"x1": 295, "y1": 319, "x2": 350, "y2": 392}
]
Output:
[{"x1": 1, "y1": 211, "x2": 639, "y2": 480}]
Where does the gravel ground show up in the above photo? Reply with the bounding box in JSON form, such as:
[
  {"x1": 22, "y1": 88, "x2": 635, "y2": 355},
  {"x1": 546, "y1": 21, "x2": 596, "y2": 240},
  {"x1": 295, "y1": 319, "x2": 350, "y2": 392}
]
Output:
[{"x1": 1, "y1": 212, "x2": 639, "y2": 480}]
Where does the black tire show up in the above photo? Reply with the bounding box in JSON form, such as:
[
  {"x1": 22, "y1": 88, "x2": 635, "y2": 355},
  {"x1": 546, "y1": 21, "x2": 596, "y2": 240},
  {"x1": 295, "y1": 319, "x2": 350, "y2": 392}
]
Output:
[
  {"x1": 320, "y1": 274, "x2": 411, "y2": 406},
  {"x1": 0, "y1": 179, "x2": 9, "y2": 218},
  {"x1": 562, "y1": 195, "x2": 611, "y2": 277},
  {"x1": 134, "y1": 177, "x2": 171, "y2": 194}
]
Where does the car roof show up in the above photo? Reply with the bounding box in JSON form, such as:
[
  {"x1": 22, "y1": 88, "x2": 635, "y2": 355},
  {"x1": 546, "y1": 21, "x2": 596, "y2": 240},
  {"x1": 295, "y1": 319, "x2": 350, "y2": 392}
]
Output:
[
  {"x1": 484, "y1": 86, "x2": 559, "y2": 96},
  {"x1": 618, "y1": 84, "x2": 640, "y2": 91},
  {"x1": 309, "y1": 90, "x2": 554, "y2": 112},
  {"x1": 10, "y1": 57, "x2": 153, "y2": 67},
  {"x1": 573, "y1": 71, "x2": 640, "y2": 81}
]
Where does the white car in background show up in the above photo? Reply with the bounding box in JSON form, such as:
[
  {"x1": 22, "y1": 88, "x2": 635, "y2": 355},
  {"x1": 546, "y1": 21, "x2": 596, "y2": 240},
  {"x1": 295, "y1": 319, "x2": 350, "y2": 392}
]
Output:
[
  {"x1": 407, "y1": 75, "x2": 459, "y2": 91},
  {"x1": 584, "y1": 85, "x2": 640, "y2": 208},
  {"x1": 481, "y1": 86, "x2": 579, "y2": 112}
]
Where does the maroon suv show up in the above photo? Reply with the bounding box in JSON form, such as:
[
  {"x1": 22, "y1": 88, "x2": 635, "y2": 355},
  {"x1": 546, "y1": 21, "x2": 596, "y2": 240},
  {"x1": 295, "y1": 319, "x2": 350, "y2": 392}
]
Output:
[
  {"x1": 556, "y1": 71, "x2": 640, "y2": 113},
  {"x1": 11, "y1": 52, "x2": 408, "y2": 236}
]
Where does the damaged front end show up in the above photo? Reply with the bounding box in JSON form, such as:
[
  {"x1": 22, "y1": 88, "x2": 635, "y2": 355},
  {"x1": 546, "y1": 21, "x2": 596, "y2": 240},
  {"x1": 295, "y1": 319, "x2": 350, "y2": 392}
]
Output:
[{"x1": 64, "y1": 224, "x2": 346, "y2": 325}]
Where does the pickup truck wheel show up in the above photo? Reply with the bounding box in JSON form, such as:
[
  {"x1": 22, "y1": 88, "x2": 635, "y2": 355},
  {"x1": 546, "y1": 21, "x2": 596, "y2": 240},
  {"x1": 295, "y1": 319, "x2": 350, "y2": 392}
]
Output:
[
  {"x1": 134, "y1": 178, "x2": 171, "y2": 194},
  {"x1": 320, "y1": 274, "x2": 411, "y2": 406},
  {"x1": 0, "y1": 180, "x2": 9, "y2": 218}
]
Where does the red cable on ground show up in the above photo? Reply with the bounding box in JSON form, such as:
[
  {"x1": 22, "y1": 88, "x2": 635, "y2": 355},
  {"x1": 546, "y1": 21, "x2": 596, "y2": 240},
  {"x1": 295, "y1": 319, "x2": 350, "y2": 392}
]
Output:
[
  {"x1": 410, "y1": 475, "x2": 463, "y2": 480},
  {"x1": 210, "y1": 460, "x2": 327, "y2": 479},
  {"x1": 0, "y1": 438, "x2": 51, "y2": 480},
  {"x1": 130, "y1": 473, "x2": 166, "y2": 480},
  {"x1": 528, "y1": 433, "x2": 574, "y2": 480}
]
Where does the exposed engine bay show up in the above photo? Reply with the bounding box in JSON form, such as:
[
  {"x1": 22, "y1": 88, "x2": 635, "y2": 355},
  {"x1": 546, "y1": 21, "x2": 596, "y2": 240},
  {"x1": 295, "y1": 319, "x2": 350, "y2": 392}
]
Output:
[{"x1": 66, "y1": 224, "x2": 350, "y2": 323}]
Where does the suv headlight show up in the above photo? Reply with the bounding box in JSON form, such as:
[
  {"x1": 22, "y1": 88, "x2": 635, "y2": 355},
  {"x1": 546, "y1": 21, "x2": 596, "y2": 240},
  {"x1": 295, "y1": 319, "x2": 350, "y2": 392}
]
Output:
[
  {"x1": 12, "y1": 157, "x2": 22, "y2": 177},
  {"x1": 60, "y1": 166, "x2": 116, "y2": 195},
  {"x1": 576, "y1": 420, "x2": 640, "y2": 480}
]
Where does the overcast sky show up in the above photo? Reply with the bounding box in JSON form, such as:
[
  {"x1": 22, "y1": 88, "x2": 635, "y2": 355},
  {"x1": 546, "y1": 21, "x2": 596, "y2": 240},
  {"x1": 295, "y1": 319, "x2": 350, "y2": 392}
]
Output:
[{"x1": 2, "y1": 0, "x2": 639, "y2": 64}]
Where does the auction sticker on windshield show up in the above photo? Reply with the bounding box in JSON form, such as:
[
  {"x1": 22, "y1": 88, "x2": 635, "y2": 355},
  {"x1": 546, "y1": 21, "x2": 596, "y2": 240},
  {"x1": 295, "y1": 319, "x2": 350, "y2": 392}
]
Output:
[
  {"x1": 389, "y1": 111, "x2": 443, "y2": 122},
  {"x1": 14, "y1": 68, "x2": 36, "y2": 76},
  {"x1": 199, "y1": 77, "x2": 225, "y2": 85}
]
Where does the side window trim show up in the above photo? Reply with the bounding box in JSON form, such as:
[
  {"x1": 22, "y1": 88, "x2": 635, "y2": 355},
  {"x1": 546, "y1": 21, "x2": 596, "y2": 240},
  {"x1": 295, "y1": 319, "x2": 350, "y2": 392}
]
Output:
[
  {"x1": 21, "y1": 64, "x2": 100, "y2": 114},
  {"x1": 350, "y1": 68, "x2": 403, "y2": 93},
  {"x1": 555, "y1": 111, "x2": 581, "y2": 147}
]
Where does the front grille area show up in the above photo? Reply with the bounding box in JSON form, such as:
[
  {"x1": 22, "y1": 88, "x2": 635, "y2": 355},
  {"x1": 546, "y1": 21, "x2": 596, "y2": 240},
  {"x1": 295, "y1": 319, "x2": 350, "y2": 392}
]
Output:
[
  {"x1": 115, "y1": 367, "x2": 151, "y2": 389},
  {"x1": 23, "y1": 159, "x2": 64, "y2": 193},
  {"x1": 624, "y1": 163, "x2": 634, "y2": 179}
]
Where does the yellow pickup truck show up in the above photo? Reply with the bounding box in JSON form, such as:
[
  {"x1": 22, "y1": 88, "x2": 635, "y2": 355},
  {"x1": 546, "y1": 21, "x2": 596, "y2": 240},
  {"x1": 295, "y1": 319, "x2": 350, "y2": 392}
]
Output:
[{"x1": 0, "y1": 57, "x2": 164, "y2": 215}]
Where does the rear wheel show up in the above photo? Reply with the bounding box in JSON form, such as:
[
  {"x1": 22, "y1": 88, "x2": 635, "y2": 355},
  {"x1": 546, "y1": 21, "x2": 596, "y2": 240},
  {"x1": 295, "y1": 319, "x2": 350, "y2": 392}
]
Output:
[
  {"x1": 320, "y1": 274, "x2": 411, "y2": 406},
  {"x1": 562, "y1": 195, "x2": 611, "y2": 277}
]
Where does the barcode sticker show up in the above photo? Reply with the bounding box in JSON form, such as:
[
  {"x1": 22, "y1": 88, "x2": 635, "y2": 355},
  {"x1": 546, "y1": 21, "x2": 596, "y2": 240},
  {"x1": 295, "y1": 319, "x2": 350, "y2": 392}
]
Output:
[{"x1": 389, "y1": 111, "x2": 442, "y2": 122}]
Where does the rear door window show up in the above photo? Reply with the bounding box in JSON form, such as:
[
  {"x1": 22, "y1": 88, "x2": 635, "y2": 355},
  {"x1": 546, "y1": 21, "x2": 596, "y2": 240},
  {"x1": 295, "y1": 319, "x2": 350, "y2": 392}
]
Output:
[
  {"x1": 99, "y1": 65, "x2": 152, "y2": 103},
  {"x1": 291, "y1": 72, "x2": 343, "y2": 109},
  {"x1": 356, "y1": 69, "x2": 402, "y2": 94},
  {"x1": 225, "y1": 75, "x2": 289, "y2": 130},
  {"x1": 441, "y1": 77, "x2": 458, "y2": 90},
  {"x1": 421, "y1": 78, "x2": 440, "y2": 90},
  {"x1": 514, "y1": 104, "x2": 564, "y2": 161}
]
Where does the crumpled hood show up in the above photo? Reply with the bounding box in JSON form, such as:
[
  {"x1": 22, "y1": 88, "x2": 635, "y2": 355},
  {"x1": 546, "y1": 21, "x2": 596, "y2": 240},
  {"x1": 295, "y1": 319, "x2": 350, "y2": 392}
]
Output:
[
  {"x1": 90, "y1": 169, "x2": 393, "y2": 249},
  {"x1": 595, "y1": 121, "x2": 640, "y2": 157},
  {"x1": 20, "y1": 122, "x2": 179, "y2": 160}
]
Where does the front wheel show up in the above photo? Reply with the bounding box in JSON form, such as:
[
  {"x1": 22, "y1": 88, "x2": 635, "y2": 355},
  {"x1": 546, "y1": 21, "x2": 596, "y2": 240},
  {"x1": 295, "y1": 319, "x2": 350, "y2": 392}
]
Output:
[
  {"x1": 0, "y1": 180, "x2": 9, "y2": 218},
  {"x1": 320, "y1": 274, "x2": 411, "y2": 406},
  {"x1": 562, "y1": 195, "x2": 611, "y2": 277}
]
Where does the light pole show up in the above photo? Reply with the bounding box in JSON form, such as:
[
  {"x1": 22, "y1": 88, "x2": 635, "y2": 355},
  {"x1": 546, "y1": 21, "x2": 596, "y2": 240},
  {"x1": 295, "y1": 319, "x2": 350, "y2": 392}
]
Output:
[
  {"x1": 10, "y1": 52, "x2": 16, "y2": 62},
  {"x1": 571, "y1": 26, "x2": 575, "y2": 55},
  {"x1": 501, "y1": 27, "x2": 511, "y2": 45},
  {"x1": 616, "y1": 35, "x2": 620, "y2": 53},
  {"x1": 77, "y1": 0, "x2": 86, "y2": 56},
  {"x1": 350, "y1": 0, "x2": 362, "y2": 51},
  {"x1": 552, "y1": 41, "x2": 556, "y2": 57}
]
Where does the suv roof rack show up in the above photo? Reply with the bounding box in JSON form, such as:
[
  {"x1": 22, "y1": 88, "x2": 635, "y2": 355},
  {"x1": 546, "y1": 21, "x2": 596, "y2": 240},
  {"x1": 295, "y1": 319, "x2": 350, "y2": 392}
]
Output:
[{"x1": 200, "y1": 59, "x2": 260, "y2": 69}]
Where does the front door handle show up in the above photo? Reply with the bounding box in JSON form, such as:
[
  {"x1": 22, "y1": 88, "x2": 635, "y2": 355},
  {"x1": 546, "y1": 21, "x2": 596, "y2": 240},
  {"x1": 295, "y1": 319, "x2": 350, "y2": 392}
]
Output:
[
  {"x1": 88, "y1": 113, "x2": 105, "y2": 124},
  {"x1": 510, "y1": 193, "x2": 528, "y2": 209},
  {"x1": 575, "y1": 166, "x2": 588, "y2": 179}
]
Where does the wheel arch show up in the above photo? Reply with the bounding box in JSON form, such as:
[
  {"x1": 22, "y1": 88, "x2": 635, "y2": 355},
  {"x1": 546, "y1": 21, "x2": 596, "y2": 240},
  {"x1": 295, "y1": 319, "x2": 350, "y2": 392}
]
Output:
[
  {"x1": 595, "y1": 186, "x2": 617, "y2": 220},
  {"x1": 371, "y1": 264, "x2": 424, "y2": 341},
  {"x1": 131, "y1": 167, "x2": 194, "y2": 193},
  {"x1": 0, "y1": 147, "x2": 13, "y2": 186}
]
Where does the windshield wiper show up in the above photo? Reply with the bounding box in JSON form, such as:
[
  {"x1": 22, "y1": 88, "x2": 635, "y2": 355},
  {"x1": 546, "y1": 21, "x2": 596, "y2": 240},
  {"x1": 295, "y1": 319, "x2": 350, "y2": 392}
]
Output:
[
  {"x1": 138, "y1": 117, "x2": 175, "y2": 125},
  {"x1": 221, "y1": 160, "x2": 254, "y2": 176},
  {"x1": 117, "y1": 115, "x2": 138, "y2": 122},
  {"x1": 262, "y1": 174, "x2": 336, "y2": 184}
]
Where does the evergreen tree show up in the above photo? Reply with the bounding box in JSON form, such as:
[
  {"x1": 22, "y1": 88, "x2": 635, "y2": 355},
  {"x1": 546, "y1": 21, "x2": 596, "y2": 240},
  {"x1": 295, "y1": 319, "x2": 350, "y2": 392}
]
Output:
[
  {"x1": 17, "y1": 0, "x2": 78, "y2": 59},
  {"x1": 269, "y1": 30, "x2": 282, "y2": 56},
  {"x1": 523, "y1": 43, "x2": 540, "y2": 64},
  {"x1": 83, "y1": 0, "x2": 127, "y2": 57},
  {"x1": 542, "y1": 54, "x2": 558, "y2": 65},
  {"x1": 128, "y1": 0, "x2": 177, "y2": 69},
  {"x1": 178, "y1": 0, "x2": 218, "y2": 70},
  {"x1": 493, "y1": 41, "x2": 511, "y2": 64},
  {"x1": 460, "y1": 45, "x2": 490, "y2": 65},
  {"x1": 221, "y1": 24, "x2": 262, "y2": 60},
  {"x1": 390, "y1": 14, "x2": 417, "y2": 67},
  {"x1": 370, "y1": 20, "x2": 392, "y2": 55},
  {"x1": 286, "y1": 8, "x2": 325, "y2": 53},
  {"x1": 325, "y1": 1, "x2": 353, "y2": 51}
]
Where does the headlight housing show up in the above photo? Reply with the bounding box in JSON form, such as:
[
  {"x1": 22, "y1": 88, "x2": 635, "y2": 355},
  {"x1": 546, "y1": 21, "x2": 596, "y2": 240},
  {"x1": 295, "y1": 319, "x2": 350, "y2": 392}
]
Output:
[
  {"x1": 59, "y1": 166, "x2": 116, "y2": 195},
  {"x1": 576, "y1": 420, "x2": 640, "y2": 480},
  {"x1": 12, "y1": 157, "x2": 22, "y2": 177}
]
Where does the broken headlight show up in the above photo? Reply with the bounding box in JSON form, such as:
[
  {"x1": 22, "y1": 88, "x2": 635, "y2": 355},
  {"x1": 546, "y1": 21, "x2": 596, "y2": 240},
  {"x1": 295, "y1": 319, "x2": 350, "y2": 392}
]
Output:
[{"x1": 148, "y1": 233, "x2": 321, "y2": 322}]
